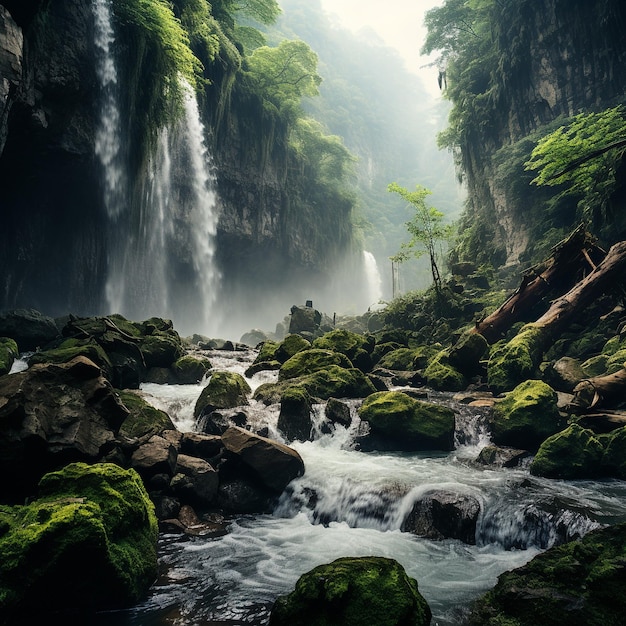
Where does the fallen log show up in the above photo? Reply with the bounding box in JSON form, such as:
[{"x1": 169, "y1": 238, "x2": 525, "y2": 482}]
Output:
[
  {"x1": 487, "y1": 239, "x2": 626, "y2": 393},
  {"x1": 568, "y1": 368, "x2": 626, "y2": 415},
  {"x1": 472, "y1": 224, "x2": 605, "y2": 344}
]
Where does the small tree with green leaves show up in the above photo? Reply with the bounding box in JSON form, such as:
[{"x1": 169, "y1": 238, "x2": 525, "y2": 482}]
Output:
[
  {"x1": 524, "y1": 105, "x2": 626, "y2": 226},
  {"x1": 388, "y1": 182, "x2": 454, "y2": 295}
]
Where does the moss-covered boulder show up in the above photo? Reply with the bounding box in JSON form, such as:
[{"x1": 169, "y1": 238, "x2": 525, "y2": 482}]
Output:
[
  {"x1": 530, "y1": 424, "x2": 606, "y2": 479},
  {"x1": 279, "y1": 349, "x2": 353, "y2": 381},
  {"x1": 312, "y1": 328, "x2": 375, "y2": 371},
  {"x1": 193, "y1": 371, "x2": 251, "y2": 419},
  {"x1": 275, "y1": 334, "x2": 312, "y2": 362},
  {"x1": 139, "y1": 332, "x2": 184, "y2": 369},
  {"x1": 171, "y1": 354, "x2": 212, "y2": 384},
  {"x1": 602, "y1": 426, "x2": 626, "y2": 478},
  {"x1": 28, "y1": 337, "x2": 113, "y2": 378},
  {"x1": 277, "y1": 386, "x2": 313, "y2": 442},
  {"x1": 0, "y1": 337, "x2": 19, "y2": 375},
  {"x1": 269, "y1": 556, "x2": 431, "y2": 626},
  {"x1": 487, "y1": 324, "x2": 547, "y2": 393},
  {"x1": 466, "y1": 522, "x2": 626, "y2": 626},
  {"x1": 358, "y1": 390, "x2": 455, "y2": 451},
  {"x1": 0, "y1": 462, "x2": 158, "y2": 617},
  {"x1": 490, "y1": 380, "x2": 565, "y2": 451},
  {"x1": 423, "y1": 349, "x2": 466, "y2": 391},
  {"x1": 377, "y1": 347, "x2": 424, "y2": 371},
  {"x1": 118, "y1": 390, "x2": 175, "y2": 439}
]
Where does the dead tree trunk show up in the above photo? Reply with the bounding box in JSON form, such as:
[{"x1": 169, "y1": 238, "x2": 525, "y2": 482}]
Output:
[
  {"x1": 569, "y1": 368, "x2": 626, "y2": 414},
  {"x1": 472, "y1": 224, "x2": 605, "y2": 344}
]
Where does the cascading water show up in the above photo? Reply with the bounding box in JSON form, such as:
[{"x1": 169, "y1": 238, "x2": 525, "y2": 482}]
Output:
[
  {"x1": 92, "y1": 0, "x2": 126, "y2": 220},
  {"x1": 98, "y1": 348, "x2": 626, "y2": 626},
  {"x1": 362, "y1": 250, "x2": 383, "y2": 308}
]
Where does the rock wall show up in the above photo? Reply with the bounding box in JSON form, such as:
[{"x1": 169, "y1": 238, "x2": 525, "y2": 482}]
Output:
[{"x1": 459, "y1": 0, "x2": 626, "y2": 266}]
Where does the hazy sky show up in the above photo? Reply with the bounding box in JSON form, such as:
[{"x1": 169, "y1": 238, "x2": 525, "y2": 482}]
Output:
[{"x1": 318, "y1": 0, "x2": 444, "y2": 97}]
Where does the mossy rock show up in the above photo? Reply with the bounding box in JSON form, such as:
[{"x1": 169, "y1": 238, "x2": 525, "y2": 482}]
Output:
[
  {"x1": 371, "y1": 341, "x2": 404, "y2": 365},
  {"x1": 466, "y1": 522, "x2": 626, "y2": 626},
  {"x1": 279, "y1": 349, "x2": 353, "y2": 381},
  {"x1": 254, "y1": 340, "x2": 280, "y2": 364},
  {"x1": 0, "y1": 462, "x2": 158, "y2": 616},
  {"x1": 602, "y1": 426, "x2": 626, "y2": 479},
  {"x1": 376, "y1": 347, "x2": 429, "y2": 371},
  {"x1": 277, "y1": 386, "x2": 313, "y2": 442},
  {"x1": 358, "y1": 390, "x2": 455, "y2": 451},
  {"x1": 601, "y1": 335, "x2": 625, "y2": 355},
  {"x1": 275, "y1": 334, "x2": 312, "y2": 363},
  {"x1": 27, "y1": 337, "x2": 113, "y2": 375},
  {"x1": 172, "y1": 354, "x2": 212, "y2": 384},
  {"x1": 139, "y1": 333, "x2": 184, "y2": 369},
  {"x1": 530, "y1": 424, "x2": 605, "y2": 479},
  {"x1": 491, "y1": 380, "x2": 565, "y2": 451},
  {"x1": 118, "y1": 390, "x2": 175, "y2": 439},
  {"x1": 581, "y1": 354, "x2": 609, "y2": 377},
  {"x1": 0, "y1": 337, "x2": 19, "y2": 376},
  {"x1": 487, "y1": 324, "x2": 547, "y2": 393},
  {"x1": 193, "y1": 371, "x2": 251, "y2": 418},
  {"x1": 312, "y1": 328, "x2": 374, "y2": 359},
  {"x1": 605, "y1": 349, "x2": 626, "y2": 375},
  {"x1": 269, "y1": 556, "x2": 431, "y2": 626},
  {"x1": 255, "y1": 366, "x2": 376, "y2": 404},
  {"x1": 423, "y1": 350, "x2": 466, "y2": 392}
]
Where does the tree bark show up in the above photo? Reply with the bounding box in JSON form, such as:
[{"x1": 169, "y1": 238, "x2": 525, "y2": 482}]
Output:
[
  {"x1": 568, "y1": 368, "x2": 626, "y2": 414},
  {"x1": 472, "y1": 224, "x2": 605, "y2": 344}
]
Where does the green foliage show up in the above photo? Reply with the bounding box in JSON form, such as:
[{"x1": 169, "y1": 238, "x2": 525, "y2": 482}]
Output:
[
  {"x1": 388, "y1": 182, "x2": 454, "y2": 292},
  {"x1": 244, "y1": 39, "x2": 321, "y2": 116},
  {"x1": 524, "y1": 105, "x2": 626, "y2": 225}
]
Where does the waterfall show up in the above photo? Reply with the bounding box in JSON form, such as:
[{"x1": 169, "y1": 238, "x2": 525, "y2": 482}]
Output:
[
  {"x1": 103, "y1": 81, "x2": 220, "y2": 336},
  {"x1": 363, "y1": 250, "x2": 382, "y2": 308},
  {"x1": 92, "y1": 0, "x2": 125, "y2": 220}
]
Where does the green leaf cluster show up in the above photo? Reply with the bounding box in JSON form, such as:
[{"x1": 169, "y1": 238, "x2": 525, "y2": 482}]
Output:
[{"x1": 524, "y1": 105, "x2": 626, "y2": 224}]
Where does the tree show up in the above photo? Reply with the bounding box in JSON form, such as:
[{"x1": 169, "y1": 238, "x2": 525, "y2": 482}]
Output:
[
  {"x1": 388, "y1": 182, "x2": 454, "y2": 294},
  {"x1": 524, "y1": 106, "x2": 626, "y2": 226}
]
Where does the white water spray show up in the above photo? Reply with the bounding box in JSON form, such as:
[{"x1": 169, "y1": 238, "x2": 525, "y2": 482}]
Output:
[{"x1": 92, "y1": 0, "x2": 125, "y2": 219}]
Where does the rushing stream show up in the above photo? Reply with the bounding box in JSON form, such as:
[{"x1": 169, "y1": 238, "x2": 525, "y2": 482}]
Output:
[{"x1": 94, "y1": 347, "x2": 626, "y2": 625}]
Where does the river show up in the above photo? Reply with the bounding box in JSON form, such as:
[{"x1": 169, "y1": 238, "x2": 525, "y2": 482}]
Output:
[{"x1": 93, "y1": 347, "x2": 626, "y2": 625}]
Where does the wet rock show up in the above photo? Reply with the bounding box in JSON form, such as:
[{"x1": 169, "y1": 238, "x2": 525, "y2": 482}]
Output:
[
  {"x1": 325, "y1": 397, "x2": 352, "y2": 427},
  {"x1": 312, "y1": 328, "x2": 375, "y2": 372},
  {"x1": 402, "y1": 491, "x2": 481, "y2": 544},
  {"x1": 193, "y1": 371, "x2": 251, "y2": 419},
  {"x1": 0, "y1": 356, "x2": 129, "y2": 502},
  {"x1": 476, "y1": 445, "x2": 531, "y2": 468},
  {"x1": 269, "y1": 556, "x2": 431, "y2": 626},
  {"x1": 179, "y1": 431, "x2": 223, "y2": 461},
  {"x1": 279, "y1": 348, "x2": 353, "y2": 381},
  {"x1": 199, "y1": 409, "x2": 248, "y2": 435},
  {"x1": 278, "y1": 386, "x2": 313, "y2": 442},
  {"x1": 130, "y1": 434, "x2": 178, "y2": 480},
  {"x1": 170, "y1": 454, "x2": 219, "y2": 507},
  {"x1": 171, "y1": 354, "x2": 212, "y2": 383},
  {"x1": 543, "y1": 356, "x2": 587, "y2": 393},
  {"x1": 357, "y1": 390, "x2": 455, "y2": 452},
  {"x1": 0, "y1": 308, "x2": 59, "y2": 351},
  {"x1": 221, "y1": 426, "x2": 305, "y2": 493},
  {"x1": 117, "y1": 390, "x2": 175, "y2": 439},
  {"x1": 160, "y1": 504, "x2": 228, "y2": 537}
]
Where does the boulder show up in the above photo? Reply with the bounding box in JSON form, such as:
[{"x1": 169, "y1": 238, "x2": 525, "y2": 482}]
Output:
[
  {"x1": 476, "y1": 445, "x2": 531, "y2": 468},
  {"x1": 278, "y1": 386, "x2": 313, "y2": 442},
  {"x1": 312, "y1": 328, "x2": 375, "y2": 372},
  {"x1": 221, "y1": 426, "x2": 305, "y2": 493},
  {"x1": 239, "y1": 328, "x2": 268, "y2": 347},
  {"x1": 423, "y1": 349, "x2": 467, "y2": 392},
  {"x1": 325, "y1": 397, "x2": 352, "y2": 427},
  {"x1": 130, "y1": 434, "x2": 178, "y2": 480},
  {"x1": 0, "y1": 462, "x2": 158, "y2": 618},
  {"x1": 0, "y1": 356, "x2": 129, "y2": 502},
  {"x1": 0, "y1": 308, "x2": 59, "y2": 351},
  {"x1": 179, "y1": 432, "x2": 223, "y2": 462},
  {"x1": 279, "y1": 348, "x2": 353, "y2": 381},
  {"x1": 171, "y1": 354, "x2": 212, "y2": 383},
  {"x1": 275, "y1": 334, "x2": 312, "y2": 363},
  {"x1": 543, "y1": 356, "x2": 587, "y2": 393},
  {"x1": 402, "y1": 490, "x2": 481, "y2": 544},
  {"x1": 269, "y1": 556, "x2": 431, "y2": 626},
  {"x1": 193, "y1": 371, "x2": 251, "y2": 419},
  {"x1": 0, "y1": 336, "x2": 18, "y2": 375},
  {"x1": 288, "y1": 304, "x2": 322, "y2": 336},
  {"x1": 118, "y1": 390, "x2": 175, "y2": 439},
  {"x1": 170, "y1": 454, "x2": 219, "y2": 508},
  {"x1": 466, "y1": 522, "x2": 626, "y2": 626},
  {"x1": 603, "y1": 426, "x2": 626, "y2": 478},
  {"x1": 358, "y1": 391, "x2": 455, "y2": 451},
  {"x1": 530, "y1": 424, "x2": 605, "y2": 479},
  {"x1": 160, "y1": 504, "x2": 228, "y2": 537},
  {"x1": 490, "y1": 380, "x2": 566, "y2": 451}
]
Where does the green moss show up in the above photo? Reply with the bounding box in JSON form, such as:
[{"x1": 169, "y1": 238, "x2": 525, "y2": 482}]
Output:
[
  {"x1": 139, "y1": 333, "x2": 184, "y2": 369},
  {"x1": 358, "y1": 391, "x2": 455, "y2": 451},
  {"x1": 530, "y1": 424, "x2": 605, "y2": 479},
  {"x1": 491, "y1": 380, "x2": 565, "y2": 451},
  {"x1": 581, "y1": 354, "x2": 609, "y2": 377},
  {"x1": 279, "y1": 349, "x2": 353, "y2": 381},
  {"x1": 423, "y1": 349, "x2": 466, "y2": 391},
  {"x1": 602, "y1": 426, "x2": 626, "y2": 478},
  {"x1": 312, "y1": 329, "x2": 373, "y2": 359},
  {"x1": 0, "y1": 463, "x2": 158, "y2": 615},
  {"x1": 28, "y1": 338, "x2": 112, "y2": 372},
  {"x1": 605, "y1": 349, "x2": 626, "y2": 374},
  {"x1": 487, "y1": 324, "x2": 547, "y2": 393},
  {"x1": 171, "y1": 354, "x2": 212, "y2": 383},
  {"x1": 0, "y1": 337, "x2": 19, "y2": 376},
  {"x1": 467, "y1": 523, "x2": 626, "y2": 626},
  {"x1": 269, "y1": 556, "x2": 431, "y2": 626},
  {"x1": 275, "y1": 334, "x2": 311, "y2": 362},
  {"x1": 193, "y1": 371, "x2": 251, "y2": 418},
  {"x1": 118, "y1": 390, "x2": 175, "y2": 438}
]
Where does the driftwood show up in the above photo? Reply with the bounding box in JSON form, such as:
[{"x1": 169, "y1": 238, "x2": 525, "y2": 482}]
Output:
[
  {"x1": 568, "y1": 368, "x2": 626, "y2": 414},
  {"x1": 472, "y1": 224, "x2": 605, "y2": 344}
]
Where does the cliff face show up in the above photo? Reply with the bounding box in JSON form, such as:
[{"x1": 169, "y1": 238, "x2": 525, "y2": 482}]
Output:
[
  {"x1": 457, "y1": 0, "x2": 626, "y2": 267},
  {"x1": 0, "y1": 0, "x2": 348, "y2": 328}
]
